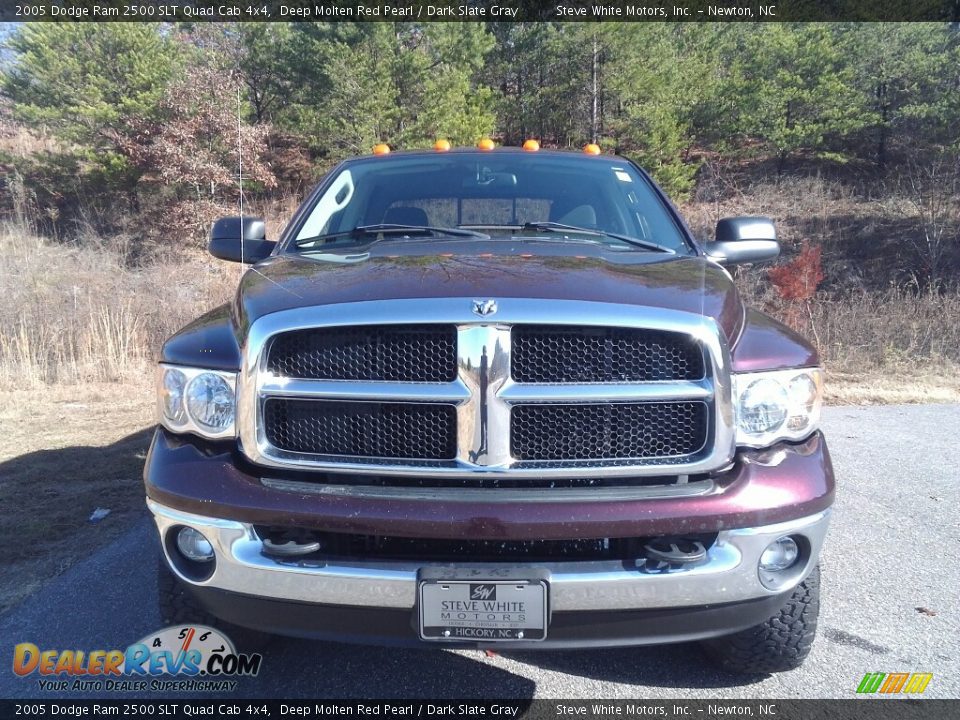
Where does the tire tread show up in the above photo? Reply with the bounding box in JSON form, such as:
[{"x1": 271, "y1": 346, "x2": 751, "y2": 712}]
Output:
[{"x1": 702, "y1": 565, "x2": 820, "y2": 674}]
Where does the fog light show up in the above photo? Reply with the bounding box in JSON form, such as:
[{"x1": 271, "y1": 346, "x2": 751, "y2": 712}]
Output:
[
  {"x1": 176, "y1": 527, "x2": 214, "y2": 562},
  {"x1": 759, "y1": 536, "x2": 799, "y2": 572}
]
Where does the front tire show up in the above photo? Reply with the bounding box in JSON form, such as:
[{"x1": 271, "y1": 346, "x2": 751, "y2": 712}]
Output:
[{"x1": 702, "y1": 565, "x2": 820, "y2": 674}]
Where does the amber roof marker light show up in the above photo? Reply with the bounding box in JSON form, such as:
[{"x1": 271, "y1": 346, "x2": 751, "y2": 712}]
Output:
[
  {"x1": 372, "y1": 143, "x2": 391, "y2": 155},
  {"x1": 584, "y1": 143, "x2": 602, "y2": 155},
  {"x1": 477, "y1": 138, "x2": 495, "y2": 151},
  {"x1": 433, "y1": 139, "x2": 451, "y2": 152},
  {"x1": 523, "y1": 139, "x2": 540, "y2": 152}
]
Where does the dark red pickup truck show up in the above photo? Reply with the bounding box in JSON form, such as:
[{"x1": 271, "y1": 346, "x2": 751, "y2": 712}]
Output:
[{"x1": 146, "y1": 146, "x2": 832, "y2": 674}]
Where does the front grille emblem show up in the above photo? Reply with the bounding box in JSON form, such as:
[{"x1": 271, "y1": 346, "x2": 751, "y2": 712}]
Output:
[{"x1": 472, "y1": 299, "x2": 498, "y2": 317}]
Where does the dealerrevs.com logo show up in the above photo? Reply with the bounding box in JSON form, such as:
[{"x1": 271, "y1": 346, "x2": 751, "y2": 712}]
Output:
[{"x1": 13, "y1": 625, "x2": 262, "y2": 693}]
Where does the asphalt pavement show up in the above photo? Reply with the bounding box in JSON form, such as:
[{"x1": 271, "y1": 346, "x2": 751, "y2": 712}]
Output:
[{"x1": 2, "y1": 404, "x2": 958, "y2": 700}]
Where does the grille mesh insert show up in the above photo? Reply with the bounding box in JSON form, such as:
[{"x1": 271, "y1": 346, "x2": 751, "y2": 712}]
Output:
[
  {"x1": 264, "y1": 399, "x2": 457, "y2": 460},
  {"x1": 512, "y1": 325, "x2": 704, "y2": 383},
  {"x1": 511, "y1": 402, "x2": 708, "y2": 461},
  {"x1": 267, "y1": 325, "x2": 456, "y2": 382}
]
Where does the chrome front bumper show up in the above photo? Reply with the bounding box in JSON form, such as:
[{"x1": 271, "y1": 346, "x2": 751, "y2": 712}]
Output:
[{"x1": 149, "y1": 498, "x2": 830, "y2": 612}]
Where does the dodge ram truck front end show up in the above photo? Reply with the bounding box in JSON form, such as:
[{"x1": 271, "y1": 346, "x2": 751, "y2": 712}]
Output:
[{"x1": 145, "y1": 147, "x2": 833, "y2": 673}]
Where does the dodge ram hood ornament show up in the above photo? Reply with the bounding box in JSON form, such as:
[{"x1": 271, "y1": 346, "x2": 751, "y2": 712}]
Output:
[{"x1": 472, "y1": 299, "x2": 498, "y2": 317}]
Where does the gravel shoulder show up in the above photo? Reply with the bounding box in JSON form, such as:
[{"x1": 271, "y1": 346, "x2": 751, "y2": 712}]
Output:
[{"x1": 0, "y1": 382, "x2": 154, "y2": 612}]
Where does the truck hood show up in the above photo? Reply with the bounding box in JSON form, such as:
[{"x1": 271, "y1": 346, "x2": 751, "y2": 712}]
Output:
[{"x1": 235, "y1": 241, "x2": 746, "y2": 343}]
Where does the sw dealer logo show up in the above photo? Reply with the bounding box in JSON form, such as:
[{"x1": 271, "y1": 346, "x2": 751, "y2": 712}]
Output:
[
  {"x1": 13, "y1": 625, "x2": 262, "y2": 693},
  {"x1": 470, "y1": 584, "x2": 497, "y2": 601}
]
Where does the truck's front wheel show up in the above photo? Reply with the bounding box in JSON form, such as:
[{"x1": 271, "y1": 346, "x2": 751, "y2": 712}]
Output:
[{"x1": 701, "y1": 565, "x2": 821, "y2": 674}]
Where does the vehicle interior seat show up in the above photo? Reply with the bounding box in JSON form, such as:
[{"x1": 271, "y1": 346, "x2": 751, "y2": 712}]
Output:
[
  {"x1": 383, "y1": 206, "x2": 429, "y2": 226},
  {"x1": 550, "y1": 203, "x2": 597, "y2": 228}
]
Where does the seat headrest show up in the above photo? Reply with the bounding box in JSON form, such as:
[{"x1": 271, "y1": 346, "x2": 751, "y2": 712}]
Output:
[
  {"x1": 383, "y1": 206, "x2": 429, "y2": 227},
  {"x1": 551, "y1": 203, "x2": 597, "y2": 228}
]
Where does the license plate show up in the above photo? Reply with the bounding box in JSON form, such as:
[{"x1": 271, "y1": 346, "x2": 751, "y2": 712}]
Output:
[{"x1": 418, "y1": 579, "x2": 548, "y2": 642}]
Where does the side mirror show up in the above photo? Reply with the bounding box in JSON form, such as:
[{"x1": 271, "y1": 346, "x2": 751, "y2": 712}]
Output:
[
  {"x1": 703, "y1": 216, "x2": 780, "y2": 266},
  {"x1": 208, "y1": 217, "x2": 276, "y2": 263}
]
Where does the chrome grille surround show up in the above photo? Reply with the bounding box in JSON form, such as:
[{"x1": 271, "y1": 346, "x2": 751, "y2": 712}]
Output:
[{"x1": 238, "y1": 298, "x2": 735, "y2": 479}]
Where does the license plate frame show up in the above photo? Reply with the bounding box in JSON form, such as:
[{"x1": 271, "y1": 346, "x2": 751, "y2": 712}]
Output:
[{"x1": 418, "y1": 574, "x2": 549, "y2": 643}]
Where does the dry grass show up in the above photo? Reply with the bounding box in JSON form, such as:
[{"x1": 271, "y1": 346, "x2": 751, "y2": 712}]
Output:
[
  {"x1": 686, "y1": 174, "x2": 864, "y2": 249},
  {"x1": 0, "y1": 121, "x2": 62, "y2": 163},
  {"x1": 2, "y1": 212, "x2": 958, "y2": 397},
  {"x1": 0, "y1": 224, "x2": 237, "y2": 611},
  {"x1": 685, "y1": 174, "x2": 960, "y2": 404},
  {"x1": 754, "y1": 289, "x2": 960, "y2": 404},
  {"x1": 810, "y1": 289, "x2": 960, "y2": 373},
  {"x1": 733, "y1": 266, "x2": 960, "y2": 365},
  {"x1": 0, "y1": 382, "x2": 154, "y2": 613},
  {"x1": 734, "y1": 273, "x2": 960, "y2": 405},
  {"x1": 0, "y1": 227, "x2": 240, "y2": 611},
  {"x1": 827, "y1": 372, "x2": 960, "y2": 405},
  {"x1": 0, "y1": 222, "x2": 237, "y2": 388},
  {"x1": 683, "y1": 174, "x2": 860, "y2": 245},
  {"x1": 686, "y1": 170, "x2": 958, "y2": 292}
]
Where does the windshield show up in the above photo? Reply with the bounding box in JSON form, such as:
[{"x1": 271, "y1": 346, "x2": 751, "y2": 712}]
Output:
[{"x1": 289, "y1": 153, "x2": 692, "y2": 254}]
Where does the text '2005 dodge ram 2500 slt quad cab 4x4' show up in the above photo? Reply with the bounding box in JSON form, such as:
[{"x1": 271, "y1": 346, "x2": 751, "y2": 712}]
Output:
[{"x1": 147, "y1": 143, "x2": 833, "y2": 674}]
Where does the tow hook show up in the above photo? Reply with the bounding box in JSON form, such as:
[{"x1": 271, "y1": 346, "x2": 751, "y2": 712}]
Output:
[
  {"x1": 261, "y1": 528, "x2": 321, "y2": 557},
  {"x1": 639, "y1": 538, "x2": 708, "y2": 572}
]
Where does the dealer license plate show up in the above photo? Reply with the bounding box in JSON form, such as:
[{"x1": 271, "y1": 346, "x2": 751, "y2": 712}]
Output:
[{"x1": 418, "y1": 579, "x2": 548, "y2": 642}]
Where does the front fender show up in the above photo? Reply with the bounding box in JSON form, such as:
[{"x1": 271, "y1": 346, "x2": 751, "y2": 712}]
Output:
[
  {"x1": 160, "y1": 303, "x2": 241, "y2": 371},
  {"x1": 731, "y1": 308, "x2": 819, "y2": 372}
]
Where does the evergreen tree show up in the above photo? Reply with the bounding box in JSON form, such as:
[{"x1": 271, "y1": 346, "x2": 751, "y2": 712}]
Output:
[
  {"x1": 841, "y1": 23, "x2": 960, "y2": 166},
  {"x1": 2, "y1": 24, "x2": 178, "y2": 179},
  {"x1": 722, "y1": 24, "x2": 865, "y2": 173},
  {"x1": 278, "y1": 22, "x2": 495, "y2": 157}
]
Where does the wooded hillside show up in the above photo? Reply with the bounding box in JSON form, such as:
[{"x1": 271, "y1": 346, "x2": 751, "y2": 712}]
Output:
[
  {"x1": 1, "y1": 22, "x2": 959, "y2": 397},
  {"x1": 2, "y1": 23, "x2": 957, "y2": 273}
]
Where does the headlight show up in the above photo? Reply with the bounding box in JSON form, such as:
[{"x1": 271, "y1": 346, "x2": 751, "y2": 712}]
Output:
[
  {"x1": 157, "y1": 365, "x2": 237, "y2": 439},
  {"x1": 159, "y1": 368, "x2": 187, "y2": 426},
  {"x1": 733, "y1": 368, "x2": 823, "y2": 447},
  {"x1": 186, "y1": 373, "x2": 235, "y2": 432}
]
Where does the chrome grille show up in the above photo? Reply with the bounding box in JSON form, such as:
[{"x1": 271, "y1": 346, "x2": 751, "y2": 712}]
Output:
[
  {"x1": 263, "y1": 399, "x2": 457, "y2": 460},
  {"x1": 241, "y1": 298, "x2": 734, "y2": 479},
  {"x1": 511, "y1": 402, "x2": 709, "y2": 461},
  {"x1": 267, "y1": 325, "x2": 456, "y2": 382},
  {"x1": 512, "y1": 326, "x2": 705, "y2": 383}
]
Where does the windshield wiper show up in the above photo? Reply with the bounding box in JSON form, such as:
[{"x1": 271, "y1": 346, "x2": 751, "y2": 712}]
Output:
[
  {"x1": 295, "y1": 224, "x2": 488, "y2": 248},
  {"x1": 521, "y1": 222, "x2": 674, "y2": 253}
]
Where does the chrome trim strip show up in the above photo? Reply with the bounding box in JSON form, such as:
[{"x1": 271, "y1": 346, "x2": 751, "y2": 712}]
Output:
[
  {"x1": 260, "y1": 378, "x2": 472, "y2": 404},
  {"x1": 500, "y1": 380, "x2": 712, "y2": 404},
  {"x1": 259, "y1": 477, "x2": 717, "y2": 502},
  {"x1": 149, "y1": 499, "x2": 830, "y2": 611},
  {"x1": 238, "y1": 298, "x2": 735, "y2": 478}
]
